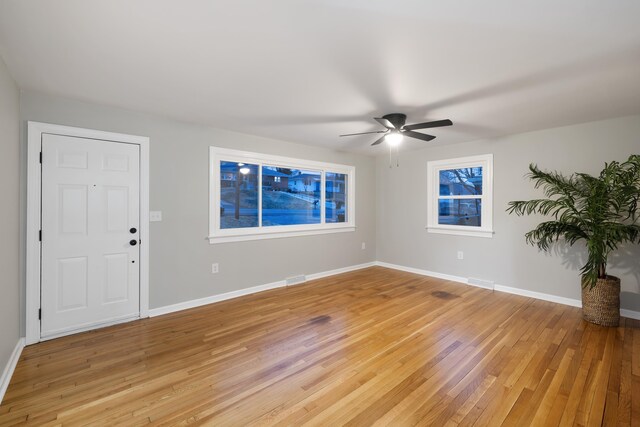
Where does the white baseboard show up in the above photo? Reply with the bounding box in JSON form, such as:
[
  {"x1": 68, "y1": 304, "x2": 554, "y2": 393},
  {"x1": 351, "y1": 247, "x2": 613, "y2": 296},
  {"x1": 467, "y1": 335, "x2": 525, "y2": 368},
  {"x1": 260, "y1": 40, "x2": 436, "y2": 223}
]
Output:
[
  {"x1": 493, "y1": 284, "x2": 582, "y2": 308},
  {"x1": 374, "y1": 261, "x2": 469, "y2": 285},
  {"x1": 306, "y1": 262, "x2": 376, "y2": 281},
  {"x1": 0, "y1": 337, "x2": 25, "y2": 405},
  {"x1": 621, "y1": 309, "x2": 640, "y2": 321},
  {"x1": 492, "y1": 285, "x2": 640, "y2": 320},
  {"x1": 149, "y1": 280, "x2": 287, "y2": 317},
  {"x1": 149, "y1": 262, "x2": 376, "y2": 317},
  {"x1": 376, "y1": 261, "x2": 640, "y2": 320}
]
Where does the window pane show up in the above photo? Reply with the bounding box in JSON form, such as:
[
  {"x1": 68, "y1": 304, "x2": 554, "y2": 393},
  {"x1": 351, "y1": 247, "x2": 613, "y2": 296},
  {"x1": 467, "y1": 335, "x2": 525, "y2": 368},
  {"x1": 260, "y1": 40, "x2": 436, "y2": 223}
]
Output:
[
  {"x1": 438, "y1": 199, "x2": 482, "y2": 227},
  {"x1": 220, "y1": 161, "x2": 259, "y2": 229},
  {"x1": 439, "y1": 167, "x2": 483, "y2": 196},
  {"x1": 326, "y1": 172, "x2": 347, "y2": 223},
  {"x1": 262, "y1": 166, "x2": 321, "y2": 226}
]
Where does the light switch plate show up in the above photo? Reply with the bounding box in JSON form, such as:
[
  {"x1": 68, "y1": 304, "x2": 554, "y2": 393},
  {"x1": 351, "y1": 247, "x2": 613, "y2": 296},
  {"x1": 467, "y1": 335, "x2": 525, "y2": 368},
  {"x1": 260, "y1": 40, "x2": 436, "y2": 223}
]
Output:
[{"x1": 150, "y1": 211, "x2": 162, "y2": 222}]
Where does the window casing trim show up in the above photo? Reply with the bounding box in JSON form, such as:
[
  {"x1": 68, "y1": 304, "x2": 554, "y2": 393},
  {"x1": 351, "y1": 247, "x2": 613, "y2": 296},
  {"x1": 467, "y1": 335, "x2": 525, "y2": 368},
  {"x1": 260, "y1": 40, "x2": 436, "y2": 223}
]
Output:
[
  {"x1": 426, "y1": 154, "x2": 494, "y2": 238},
  {"x1": 209, "y1": 147, "x2": 356, "y2": 243}
]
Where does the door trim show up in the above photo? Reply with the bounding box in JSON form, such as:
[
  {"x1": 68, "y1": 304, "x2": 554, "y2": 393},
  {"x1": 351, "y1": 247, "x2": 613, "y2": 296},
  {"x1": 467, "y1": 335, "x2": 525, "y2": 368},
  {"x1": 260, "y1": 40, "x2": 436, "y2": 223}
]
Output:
[{"x1": 26, "y1": 122, "x2": 150, "y2": 345}]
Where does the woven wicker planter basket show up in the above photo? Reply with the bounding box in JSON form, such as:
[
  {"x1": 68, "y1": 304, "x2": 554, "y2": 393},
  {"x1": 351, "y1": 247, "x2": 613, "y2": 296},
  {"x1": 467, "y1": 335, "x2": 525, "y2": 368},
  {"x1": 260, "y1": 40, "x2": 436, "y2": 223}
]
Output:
[{"x1": 581, "y1": 276, "x2": 620, "y2": 327}]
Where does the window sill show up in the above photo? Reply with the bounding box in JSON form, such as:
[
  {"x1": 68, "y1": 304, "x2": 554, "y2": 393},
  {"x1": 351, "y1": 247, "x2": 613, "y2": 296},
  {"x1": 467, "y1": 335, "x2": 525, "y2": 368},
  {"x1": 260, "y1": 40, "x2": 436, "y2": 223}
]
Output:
[
  {"x1": 208, "y1": 226, "x2": 356, "y2": 244},
  {"x1": 426, "y1": 226, "x2": 494, "y2": 238}
]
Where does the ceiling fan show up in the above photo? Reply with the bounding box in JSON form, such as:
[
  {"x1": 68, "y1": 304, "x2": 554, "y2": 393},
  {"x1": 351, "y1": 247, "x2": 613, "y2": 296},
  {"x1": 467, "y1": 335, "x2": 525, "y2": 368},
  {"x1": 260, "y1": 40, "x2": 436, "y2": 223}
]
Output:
[{"x1": 340, "y1": 113, "x2": 453, "y2": 146}]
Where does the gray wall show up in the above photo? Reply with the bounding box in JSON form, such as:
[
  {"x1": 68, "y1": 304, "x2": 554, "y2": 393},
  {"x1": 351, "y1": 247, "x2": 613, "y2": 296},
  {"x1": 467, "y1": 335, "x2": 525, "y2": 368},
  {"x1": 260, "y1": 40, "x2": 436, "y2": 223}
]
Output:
[
  {"x1": 377, "y1": 115, "x2": 640, "y2": 311},
  {"x1": 0, "y1": 58, "x2": 21, "y2": 368},
  {"x1": 20, "y1": 91, "x2": 377, "y2": 310},
  {"x1": 14, "y1": 90, "x2": 640, "y2": 333}
]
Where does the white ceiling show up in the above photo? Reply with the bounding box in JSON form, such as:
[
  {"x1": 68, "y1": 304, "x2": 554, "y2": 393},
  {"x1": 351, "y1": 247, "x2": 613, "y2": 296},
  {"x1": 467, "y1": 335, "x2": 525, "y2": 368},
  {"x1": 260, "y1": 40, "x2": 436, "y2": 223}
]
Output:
[{"x1": 1, "y1": 0, "x2": 640, "y2": 153}]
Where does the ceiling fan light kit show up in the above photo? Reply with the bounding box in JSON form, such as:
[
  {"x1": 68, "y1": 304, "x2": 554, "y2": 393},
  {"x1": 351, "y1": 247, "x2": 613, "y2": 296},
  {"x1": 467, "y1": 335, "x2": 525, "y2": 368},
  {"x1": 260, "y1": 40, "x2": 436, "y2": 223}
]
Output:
[
  {"x1": 385, "y1": 132, "x2": 403, "y2": 146},
  {"x1": 339, "y1": 113, "x2": 453, "y2": 147}
]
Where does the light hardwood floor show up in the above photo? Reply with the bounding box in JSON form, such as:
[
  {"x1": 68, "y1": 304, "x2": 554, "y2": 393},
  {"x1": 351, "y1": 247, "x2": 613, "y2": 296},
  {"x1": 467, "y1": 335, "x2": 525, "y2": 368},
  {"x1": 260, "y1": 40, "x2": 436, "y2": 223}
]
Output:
[{"x1": 1, "y1": 266, "x2": 638, "y2": 426}]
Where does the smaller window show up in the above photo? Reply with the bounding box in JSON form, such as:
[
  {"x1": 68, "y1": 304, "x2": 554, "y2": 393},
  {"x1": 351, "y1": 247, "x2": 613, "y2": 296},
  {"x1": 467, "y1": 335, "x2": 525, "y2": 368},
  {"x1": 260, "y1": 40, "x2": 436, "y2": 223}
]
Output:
[{"x1": 427, "y1": 154, "x2": 493, "y2": 238}]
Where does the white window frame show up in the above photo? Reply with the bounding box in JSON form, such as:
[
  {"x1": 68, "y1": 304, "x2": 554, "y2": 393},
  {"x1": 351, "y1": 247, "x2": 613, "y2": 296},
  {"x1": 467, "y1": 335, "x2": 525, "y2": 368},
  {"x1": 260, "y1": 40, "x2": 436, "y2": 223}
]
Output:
[
  {"x1": 209, "y1": 147, "x2": 355, "y2": 244},
  {"x1": 426, "y1": 154, "x2": 494, "y2": 238}
]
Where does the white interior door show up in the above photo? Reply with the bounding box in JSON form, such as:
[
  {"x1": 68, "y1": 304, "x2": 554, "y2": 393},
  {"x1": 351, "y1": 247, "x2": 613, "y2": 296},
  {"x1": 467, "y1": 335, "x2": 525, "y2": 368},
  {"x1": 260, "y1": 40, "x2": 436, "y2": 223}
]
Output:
[{"x1": 41, "y1": 133, "x2": 140, "y2": 339}]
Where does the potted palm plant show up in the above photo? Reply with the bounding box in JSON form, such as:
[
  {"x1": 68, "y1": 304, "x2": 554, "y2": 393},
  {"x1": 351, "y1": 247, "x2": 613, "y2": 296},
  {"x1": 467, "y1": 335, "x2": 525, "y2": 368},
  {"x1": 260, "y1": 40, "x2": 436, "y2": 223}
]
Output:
[{"x1": 507, "y1": 154, "x2": 640, "y2": 326}]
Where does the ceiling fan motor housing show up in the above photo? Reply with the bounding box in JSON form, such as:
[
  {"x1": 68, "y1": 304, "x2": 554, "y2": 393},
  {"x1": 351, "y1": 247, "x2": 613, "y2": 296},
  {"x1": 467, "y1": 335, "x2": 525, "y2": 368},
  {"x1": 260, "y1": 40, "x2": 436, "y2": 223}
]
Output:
[{"x1": 383, "y1": 113, "x2": 407, "y2": 129}]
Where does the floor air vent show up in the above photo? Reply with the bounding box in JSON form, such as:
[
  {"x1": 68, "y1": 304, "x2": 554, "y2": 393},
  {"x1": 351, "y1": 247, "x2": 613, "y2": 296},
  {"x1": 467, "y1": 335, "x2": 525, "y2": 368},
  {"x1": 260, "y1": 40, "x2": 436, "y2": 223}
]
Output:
[{"x1": 468, "y1": 277, "x2": 495, "y2": 290}]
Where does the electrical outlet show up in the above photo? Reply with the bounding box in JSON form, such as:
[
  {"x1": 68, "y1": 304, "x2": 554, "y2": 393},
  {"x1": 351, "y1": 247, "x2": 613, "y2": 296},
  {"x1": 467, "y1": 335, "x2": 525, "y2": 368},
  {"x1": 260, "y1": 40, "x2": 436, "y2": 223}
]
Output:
[
  {"x1": 361, "y1": 242, "x2": 366, "y2": 250},
  {"x1": 457, "y1": 251, "x2": 464, "y2": 260},
  {"x1": 211, "y1": 263, "x2": 219, "y2": 274},
  {"x1": 149, "y1": 211, "x2": 162, "y2": 222}
]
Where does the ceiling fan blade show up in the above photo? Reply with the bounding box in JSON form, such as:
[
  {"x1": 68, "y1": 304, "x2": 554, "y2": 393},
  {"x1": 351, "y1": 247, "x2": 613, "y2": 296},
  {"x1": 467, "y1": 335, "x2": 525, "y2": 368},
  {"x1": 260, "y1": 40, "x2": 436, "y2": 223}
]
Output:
[
  {"x1": 339, "y1": 130, "x2": 387, "y2": 137},
  {"x1": 403, "y1": 130, "x2": 436, "y2": 142},
  {"x1": 371, "y1": 135, "x2": 388, "y2": 146},
  {"x1": 374, "y1": 117, "x2": 396, "y2": 129},
  {"x1": 403, "y1": 119, "x2": 453, "y2": 131}
]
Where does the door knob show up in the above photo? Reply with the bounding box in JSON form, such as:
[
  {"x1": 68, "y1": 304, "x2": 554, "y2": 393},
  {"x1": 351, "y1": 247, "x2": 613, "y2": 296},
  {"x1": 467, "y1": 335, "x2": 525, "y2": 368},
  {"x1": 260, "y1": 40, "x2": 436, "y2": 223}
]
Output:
[
  {"x1": 130, "y1": 227, "x2": 137, "y2": 234},
  {"x1": 130, "y1": 240, "x2": 138, "y2": 246}
]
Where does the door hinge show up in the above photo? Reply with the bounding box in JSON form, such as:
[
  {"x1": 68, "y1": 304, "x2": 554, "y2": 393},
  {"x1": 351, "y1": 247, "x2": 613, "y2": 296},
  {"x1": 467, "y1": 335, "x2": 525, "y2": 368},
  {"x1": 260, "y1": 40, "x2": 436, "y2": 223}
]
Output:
[
  {"x1": 39, "y1": 230, "x2": 42, "y2": 242},
  {"x1": 39, "y1": 152, "x2": 42, "y2": 164},
  {"x1": 38, "y1": 308, "x2": 41, "y2": 320}
]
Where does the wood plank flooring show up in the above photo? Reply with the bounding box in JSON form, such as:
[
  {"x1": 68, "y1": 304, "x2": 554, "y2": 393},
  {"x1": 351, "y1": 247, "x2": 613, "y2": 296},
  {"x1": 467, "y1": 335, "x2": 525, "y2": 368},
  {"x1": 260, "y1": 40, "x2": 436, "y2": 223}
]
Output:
[{"x1": 1, "y1": 266, "x2": 638, "y2": 425}]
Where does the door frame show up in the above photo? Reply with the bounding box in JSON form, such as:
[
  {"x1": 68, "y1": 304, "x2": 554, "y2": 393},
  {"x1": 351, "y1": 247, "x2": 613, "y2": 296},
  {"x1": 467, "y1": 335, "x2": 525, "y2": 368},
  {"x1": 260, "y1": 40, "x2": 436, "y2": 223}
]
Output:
[{"x1": 26, "y1": 122, "x2": 150, "y2": 345}]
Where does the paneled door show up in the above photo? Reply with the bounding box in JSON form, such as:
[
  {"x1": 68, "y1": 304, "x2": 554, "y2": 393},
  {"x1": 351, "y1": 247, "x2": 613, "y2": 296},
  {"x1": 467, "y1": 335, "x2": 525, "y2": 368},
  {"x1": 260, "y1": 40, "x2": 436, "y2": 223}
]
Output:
[{"x1": 41, "y1": 134, "x2": 140, "y2": 339}]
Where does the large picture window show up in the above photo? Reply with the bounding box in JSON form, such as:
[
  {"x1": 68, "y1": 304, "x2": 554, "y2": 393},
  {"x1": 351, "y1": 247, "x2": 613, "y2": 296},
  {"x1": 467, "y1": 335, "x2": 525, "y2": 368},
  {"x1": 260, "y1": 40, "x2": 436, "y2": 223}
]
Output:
[
  {"x1": 427, "y1": 154, "x2": 493, "y2": 238},
  {"x1": 210, "y1": 147, "x2": 355, "y2": 243}
]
